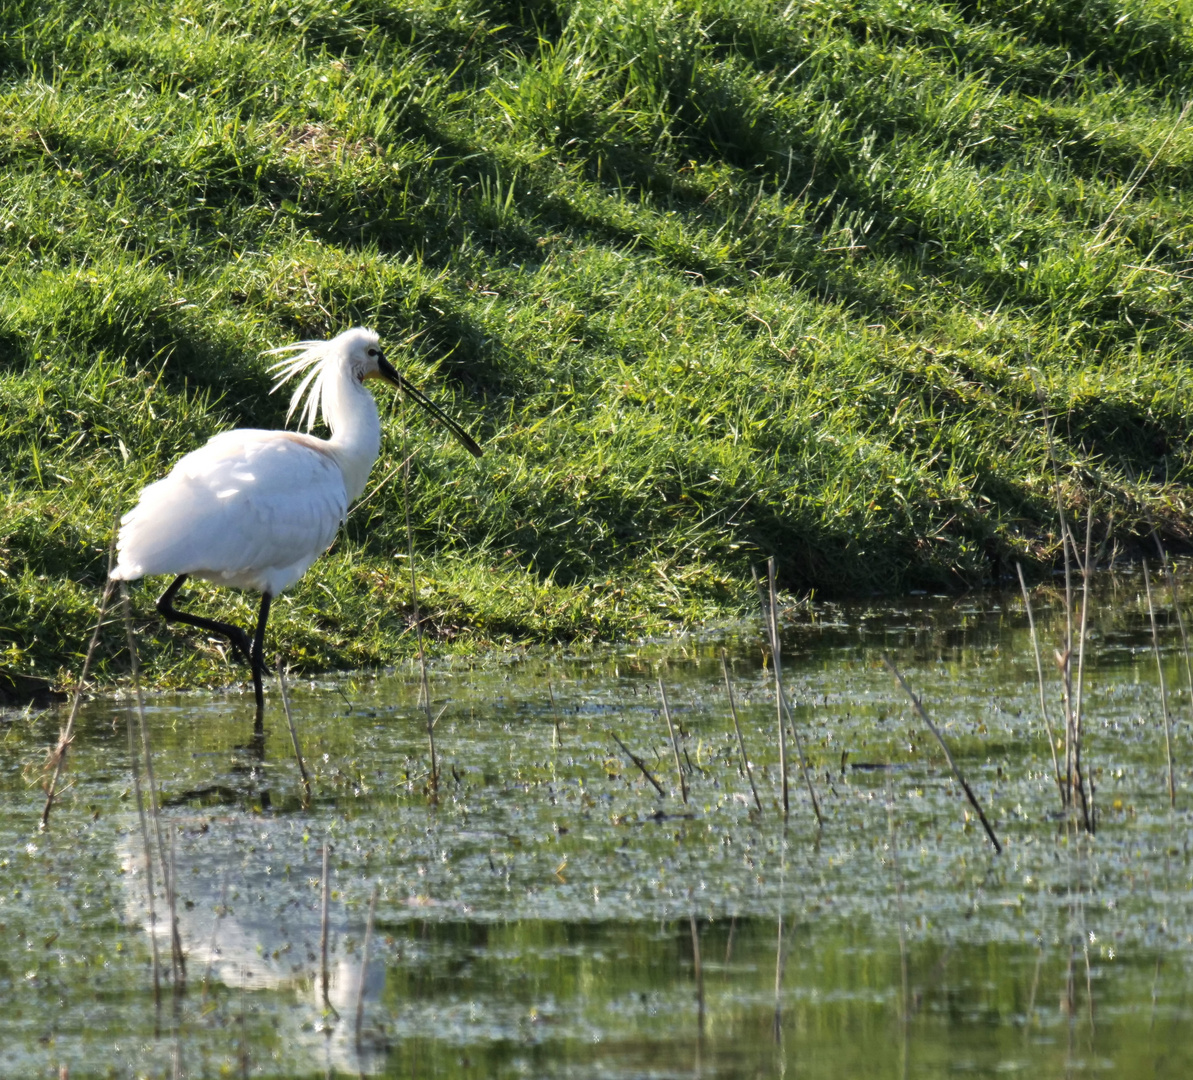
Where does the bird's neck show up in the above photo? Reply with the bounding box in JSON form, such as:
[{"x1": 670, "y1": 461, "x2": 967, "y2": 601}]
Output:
[{"x1": 322, "y1": 378, "x2": 382, "y2": 502}]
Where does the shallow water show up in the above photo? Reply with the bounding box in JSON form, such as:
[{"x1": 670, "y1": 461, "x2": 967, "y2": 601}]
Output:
[{"x1": 4, "y1": 566, "x2": 1193, "y2": 1078}]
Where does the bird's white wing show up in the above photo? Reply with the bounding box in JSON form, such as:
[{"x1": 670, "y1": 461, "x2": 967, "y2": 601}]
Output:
[{"x1": 113, "y1": 430, "x2": 348, "y2": 594}]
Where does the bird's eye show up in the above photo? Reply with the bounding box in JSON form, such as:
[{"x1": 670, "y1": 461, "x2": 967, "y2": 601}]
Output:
[{"x1": 367, "y1": 348, "x2": 378, "y2": 358}]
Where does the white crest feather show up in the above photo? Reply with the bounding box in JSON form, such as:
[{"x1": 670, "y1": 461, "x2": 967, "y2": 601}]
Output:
[{"x1": 265, "y1": 340, "x2": 330, "y2": 433}]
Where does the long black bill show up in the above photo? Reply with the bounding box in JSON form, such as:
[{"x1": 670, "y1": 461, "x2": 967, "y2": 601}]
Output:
[{"x1": 376, "y1": 355, "x2": 483, "y2": 458}]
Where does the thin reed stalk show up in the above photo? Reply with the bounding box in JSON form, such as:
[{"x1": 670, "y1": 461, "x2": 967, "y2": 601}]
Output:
[
  {"x1": 122, "y1": 584, "x2": 185, "y2": 982},
  {"x1": 122, "y1": 583, "x2": 187, "y2": 985},
  {"x1": 548, "y1": 681, "x2": 561, "y2": 749},
  {"x1": 772, "y1": 843, "x2": 790, "y2": 1045},
  {"x1": 346, "y1": 450, "x2": 415, "y2": 518},
  {"x1": 882, "y1": 654, "x2": 1002, "y2": 854},
  {"x1": 1056, "y1": 640, "x2": 1076, "y2": 813},
  {"x1": 689, "y1": 914, "x2": 705, "y2": 1036},
  {"x1": 772, "y1": 910, "x2": 785, "y2": 1043},
  {"x1": 122, "y1": 596, "x2": 161, "y2": 1002},
  {"x1": 760, "y1": 563, "x2": 788, "y2": 817},
  {"x1": 658, "y1": 677, "x2": 688, "y2": 804},
  {"x1": 168, "y1": 822, "x2": 185, "y2": 993},
  {"x1": 1070, "y1": 507, "x2": 1094, "y2": 833},
  {"x1": 276, "y1": 659, "x2": 311, "y2": 807},
  {"x1": 1143, "y1": 559, "x2": 1177, "y2": 808},
  {"x1": 885, "y1": 770, "x2": 909, "y2": 1024},
  {"x1": 41, "y1": 527, "x2": 119, "y2": 829},
  {"x1": 1153, "y1": 532, "x2": 1193, "y2": 750},
  {"x1": 355, "y1": 882, "x2": 379, "y2": 1045},
  {"x1": 320, "y1": 841, "x2": 332, "y2": 1010},
  {"x1": 42, "y1": 577, "x2": 116, "y2": 828},
  {"x1": 610, "y1": 731, "x2": 666, "y2": 798},
  {"x1": 766, "y1": 559, "x2": 822, "y2": 827},
  {"x1": 1064, "y1": 942, "x2": 1076, "y2": 1032},
  {"x1": 721, "y1": 649, "x2": 762, "y2": 812},
  {"x1": 1017, "y1": 563, "x2": 1064, "y2": 808},
  {"x1": 401, "y1": 411, "x2": 437, "y2": 797},
  {"x1": 772, "y1": 655, "x2": 788, "y2": 816},
  {"x1": 1036, "y1": 377, "x2": 1076, "y2": 808}
]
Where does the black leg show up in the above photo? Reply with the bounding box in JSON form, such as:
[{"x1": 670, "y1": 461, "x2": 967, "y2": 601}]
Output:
[
  {"x1": 156, "y1": 574, "x2": 255, "y2": 668},
  {"x1": 250, "y1": 592, "x2": 272, "y2": 733},
  {"x1": 156, "y1": 575, "x2": 273, "y2": 770}
]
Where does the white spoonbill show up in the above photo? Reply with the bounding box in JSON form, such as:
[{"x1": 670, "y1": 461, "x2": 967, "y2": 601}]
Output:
[{"x1": 109, "y1": 327, "x2": 482, "y2": 731}]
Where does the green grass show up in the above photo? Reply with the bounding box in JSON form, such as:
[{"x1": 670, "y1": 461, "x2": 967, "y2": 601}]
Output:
[{"x1": 3, "y1": 0, "x2": 1193, "y2": 696}]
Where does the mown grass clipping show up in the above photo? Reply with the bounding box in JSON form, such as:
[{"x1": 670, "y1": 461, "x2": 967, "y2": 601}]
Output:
[{"x1": 3, "y1": 0, "x2": 1193, "y2": 694}]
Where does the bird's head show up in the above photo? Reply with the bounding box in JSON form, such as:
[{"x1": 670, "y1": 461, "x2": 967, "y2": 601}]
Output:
[
  {"x1": 266, "y1": 327, "x2": 482, "y2": 457},
  {"x1": 334, "y1": 326, "x2": 386, "y2": 385}
]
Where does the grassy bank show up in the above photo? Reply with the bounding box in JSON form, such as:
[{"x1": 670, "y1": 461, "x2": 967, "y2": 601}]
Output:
[{"x1": 3, "y1": 0, "x2": 1193, "y2": 696}]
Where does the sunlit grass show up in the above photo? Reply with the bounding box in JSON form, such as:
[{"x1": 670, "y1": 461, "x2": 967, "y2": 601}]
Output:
[{"x1": 3, "y1": 0, "x2": 1193, "y2": 695}]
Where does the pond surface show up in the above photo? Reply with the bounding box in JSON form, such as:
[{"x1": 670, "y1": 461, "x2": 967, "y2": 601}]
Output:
[{"x1": 3, "y1": 566, "x2": 1193, "y2": 1078}]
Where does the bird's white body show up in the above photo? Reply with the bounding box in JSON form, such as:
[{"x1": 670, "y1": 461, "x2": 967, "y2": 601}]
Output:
[
  {"x1": 106, "y1": 325, "x2": 479, "y2": 725},
  {"x1": 110, "y1": 327, "x2": 386, "y2": 595},
  {"x1": 111, "y1": 430, "x2": 349, "y2": 595}
]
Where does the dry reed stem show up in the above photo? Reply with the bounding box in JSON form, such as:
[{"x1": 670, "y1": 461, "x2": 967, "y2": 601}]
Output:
[
  {"x1": 881, "y1": 653, "x2": 1002, "y2": 854},
  {"x1": 1056, "y1": 643, "x2": 1076, "y2": 813},
  {"x1": 123, "y1": 584, "x2": 185, "y2": 979},
  {"x1": 610, "y1": 731, "x2": 666, "y2": 797},
  {"x1": 1035, "y1": 376, "x2": 1077, "y2": 808},
  {"x1": 418, "y1": 648, "x2": 436, "y2": 797},
  {"x1": 402, "y1": 405, "x2": 437, "y2": 797},
  {"x1": 1071, "y1": 507, "x2": 1094, "y2": 833},
  {"x1": 885, "y1": 770, "x2": 910, "y2": 1024},
  {"x1": 767, "y1": 558, "x2": 823, "y2": 827},
  {"x1": 121, "y1": 586, "x2": 162, "y2": 1002},
  {"x1": 1143, "y1": 559, "x2": 1177, "y2": 808},
  {"x1": 1064, "y1": 943, "x2": 1076, "y2": 1030},
  {"x1": 355, "y1": 882, "x2": 379, "y2": 1045},
  {"x1": 549, "y1": 681, "x2": 561, "y2": 749},
  {"x1": 42, "y1": 579, "x2": 116, "y2": 827},
  {"x1": 168, "y1": 822, "x2": 185, "y2": 992},
  {"x1": 775, "y1": 684, "x2": 823, "y2": 827},
  {"x1": 721, "y1": 649, "x2": 762, "y2": 812},
  {"x1": 1017, "y1": 563, "x2": 1065, "y2": 808},
  {"x1": 41, "y1": 528, "x2": 119, "y2": 829},
  {"x1": 1152, "y1": 532, "x2": 1193, "y2": 754},
  {"x1": 658, "y1": 677, "x2": 688, "y2": 804},
  {"x1": 122, "y1": 585, "x2": 185, "y2": 981},
  {"x1": 276, "y1": 659, "x2": 311, "y2": 806},
  {"x1": 760, "y1": 562, "x2": 789, "y2": 817},
  {"x1": 320, "y1": 841, "x2": 332, "y2": 1010},
  {"x1": 347, "y1": 450, "x2": 415, "y2": 518},
  {"x1": 1072, "y1": 507, "x2": 1093, "y2": 746},
  {"x1": 772, "y1": 910, "x2": 785, "y2": 1044}
]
